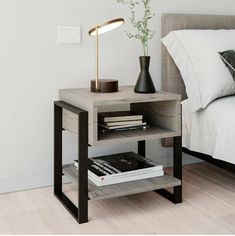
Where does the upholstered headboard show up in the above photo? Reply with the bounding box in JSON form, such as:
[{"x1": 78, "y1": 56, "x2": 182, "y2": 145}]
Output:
[
  {"x1": 161, "y1": 13, "x2": 235, "y2": 100},
  {"x1": 161, "y1": 13, "x2": 235, "y2": 147}
]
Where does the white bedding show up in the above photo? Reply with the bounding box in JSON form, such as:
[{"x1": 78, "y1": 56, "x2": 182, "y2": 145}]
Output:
[{"x1": 182, "y1": 96, "x2": 235, "y2": 164}]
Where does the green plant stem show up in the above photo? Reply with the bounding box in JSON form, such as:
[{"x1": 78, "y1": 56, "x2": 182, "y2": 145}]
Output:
[
  {"x1": 142, "y1": 42, "x2": 146, "y2": 56},
  {"x1": 142, "y1": 42, "x2": 149, "y2": 57},
  {"x1": 117, "y1": 0, "x2": 155, "y2": 57},
  {"x1": 146, "y1": 42, "x2": 149, "y2": 56}
]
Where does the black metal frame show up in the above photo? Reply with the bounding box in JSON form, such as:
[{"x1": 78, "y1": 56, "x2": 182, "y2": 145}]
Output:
[
  {"x1": 183, "y1": 148, "x2": 235, "y2": 173},
  {"x1": 54, "y1": 101, "x2": 182, "y2": 224},
  {"x1": 138, "y1": 138, "x2": 182, "y2": 204},
  {"x1": 54, "y1": 101, "x2": 88, "y2": 224}
]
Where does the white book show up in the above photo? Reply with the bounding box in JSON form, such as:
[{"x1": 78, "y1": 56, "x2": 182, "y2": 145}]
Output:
[
  {"x1": 74, "y1": 152, "x2": 164, "y2": 186},
  {"x1": 99, "y1": 122, "x2": 147, "y2": 130},
  {"x1": 88, "y1": 170, "x2": 164, "y2": 186},
  {"x1": 105, "y1": 120, "x2": 144, "y2": 127},
  {"x1": 99, "y1": 111, "x2": 143, "y2": 123},
  {"x1": 74, "y1": 162, "x2": 163, "y2": 180}
]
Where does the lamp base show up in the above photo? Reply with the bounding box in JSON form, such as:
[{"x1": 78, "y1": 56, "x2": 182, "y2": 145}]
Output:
[{"x1": 90, "y1": 79, "x2": 118, "y2": 93}]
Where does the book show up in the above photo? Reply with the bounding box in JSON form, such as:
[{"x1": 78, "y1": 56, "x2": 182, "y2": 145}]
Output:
[
  {"x1": 99, "y1": 111, "x2": 143, "y2": 123},
  {"x1": 103, "y1": 120, "x2": 144, "y2": 127},
  {"x1": 99, "y1": 122, "x2": 147, "y2": 130},
  {"x1": 98, "y1": 124, "x2": 150, "y2": 134},
  {"x1": 88, "y1": 171, "x2": 164, "y2": 186},
  {"x1": 74, "y1": 152, "x2": 164, "y2": 186}
]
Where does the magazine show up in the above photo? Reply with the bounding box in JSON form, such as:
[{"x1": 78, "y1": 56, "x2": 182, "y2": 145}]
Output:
[{"x1": 74, "y1": 152, "x2": 164, "y2": 186}]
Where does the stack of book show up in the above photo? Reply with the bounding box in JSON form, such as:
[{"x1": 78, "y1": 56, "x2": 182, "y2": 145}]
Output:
[
  {"x1": 98, "y1": 111, "x2": 149, "y2": 134},
  {"x1": 74, "y1": 152, "x2": 164, "y2": 186}
]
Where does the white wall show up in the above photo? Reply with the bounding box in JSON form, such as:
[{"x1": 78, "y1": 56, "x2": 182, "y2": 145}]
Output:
[{"x1": 0, "y1": 0, "x2": 235, "y2": 193}]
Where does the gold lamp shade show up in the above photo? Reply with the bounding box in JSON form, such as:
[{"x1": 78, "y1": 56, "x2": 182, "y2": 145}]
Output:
[
  {"x1": 89, "y1": 18, "x2": 125, "y2": 36},
  {"x1": 88, "y1": 18, "x2": 125, "y2": 93}
]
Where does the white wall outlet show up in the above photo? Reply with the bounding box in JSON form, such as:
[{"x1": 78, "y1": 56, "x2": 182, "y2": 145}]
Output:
[{"x1": 57, "y1": 26, "x2": 82, "y2": 44}]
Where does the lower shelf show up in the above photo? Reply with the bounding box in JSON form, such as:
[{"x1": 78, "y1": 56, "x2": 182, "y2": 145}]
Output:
[{"x1": 63, "y1": 164, "x2": 181, "y2": 201}]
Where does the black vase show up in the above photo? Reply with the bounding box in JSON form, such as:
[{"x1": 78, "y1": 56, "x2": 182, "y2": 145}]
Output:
[{"x1": 134, "y1": 56, "x2": 156, "y2": 93}]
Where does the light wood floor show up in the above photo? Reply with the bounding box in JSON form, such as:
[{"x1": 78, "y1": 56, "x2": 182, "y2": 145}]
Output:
[{"x1": 1, "y1": 162, "x2": 235, "y2": 235}]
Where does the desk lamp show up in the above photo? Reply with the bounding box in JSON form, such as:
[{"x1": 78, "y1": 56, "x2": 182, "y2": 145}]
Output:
[{"x1": 88, "y1": 18, "x2": 125, "y2": 93}]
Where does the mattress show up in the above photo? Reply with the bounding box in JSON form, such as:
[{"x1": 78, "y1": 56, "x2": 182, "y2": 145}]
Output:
[{"x1": 182, "y1": 96, "x2": 235, "y2": 164}]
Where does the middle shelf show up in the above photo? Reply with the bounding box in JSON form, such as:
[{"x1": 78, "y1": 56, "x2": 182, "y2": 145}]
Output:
[
  {"x1": 98, "y1": 125, "x2": 177, "y2": 145},
  {"x1": 63, "y1": 164, "x2": 181, "y2": 201},
  {"x1": 62, "y1": 99, "x2": 181, "y2": 146}
]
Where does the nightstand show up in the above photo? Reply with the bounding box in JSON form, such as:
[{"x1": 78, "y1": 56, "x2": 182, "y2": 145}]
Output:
[{"x1": 54, "y1": 86, "x2": 182, "y2": 224}]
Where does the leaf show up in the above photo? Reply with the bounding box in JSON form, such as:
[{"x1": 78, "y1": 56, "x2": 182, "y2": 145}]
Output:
[{"x1": 116, "y1": 0, "x2": 155, "y2": 56}]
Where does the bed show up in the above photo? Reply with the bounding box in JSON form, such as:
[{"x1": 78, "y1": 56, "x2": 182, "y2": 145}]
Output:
[{"x1": 161, "y1": 13, "x2": 235, "y2": 172}]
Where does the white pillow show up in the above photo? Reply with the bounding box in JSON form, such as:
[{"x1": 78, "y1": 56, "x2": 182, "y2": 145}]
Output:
[{"x1": 162, "y1": 30, "x2": 235, "y2": 111}]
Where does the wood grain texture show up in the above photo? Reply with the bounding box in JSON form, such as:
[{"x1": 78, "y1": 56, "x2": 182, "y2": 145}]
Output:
[
  {"x1": 1, "y1": 162, "x2": 235, "y2": 234},
  {"x1": 59, "y1": 86, "x2": 181, "y2": 107},
  {"x1": 62, "y1": 109, "x2": 78, "y2": 135},
  {"x1": 59, "y1": 86, "x2": 181, "y2": 145},
  {"x1": 131, "y1": 100, "x2": 181, "y2": 135},
  {"x1": 98, "y1": 125, "x2": 178, "y2": 145},
  {"x1": 63, "y1": 164, "x2": 181, "y2": 200}
]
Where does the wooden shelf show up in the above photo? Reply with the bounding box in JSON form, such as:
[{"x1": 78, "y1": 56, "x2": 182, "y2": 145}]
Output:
[
  {"x1": 63, "y1": 164, "x2": 181, "y2": 201},
  {"x1": 97, "y1": 125, "x2": 178, "y2": 145},
  {"x1": 59, "y1": 86, "x2": 181, "y2": 146}
]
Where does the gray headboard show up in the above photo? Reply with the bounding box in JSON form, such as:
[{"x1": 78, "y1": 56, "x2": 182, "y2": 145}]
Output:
[
  {"x1": 161, "y1": 13, "x2": 235, "y2": 147},
  {"x1": 161, "y1": 13, "x2": 235, "y2": 100}
]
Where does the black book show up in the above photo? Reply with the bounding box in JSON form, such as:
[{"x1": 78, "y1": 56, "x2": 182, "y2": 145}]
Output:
[
  {"x1": 74, "y1": 152, "x2": 163, "y2": 186},
  {"x1": 98, "y1": 124, "x2": 150, "y2": 134}
]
